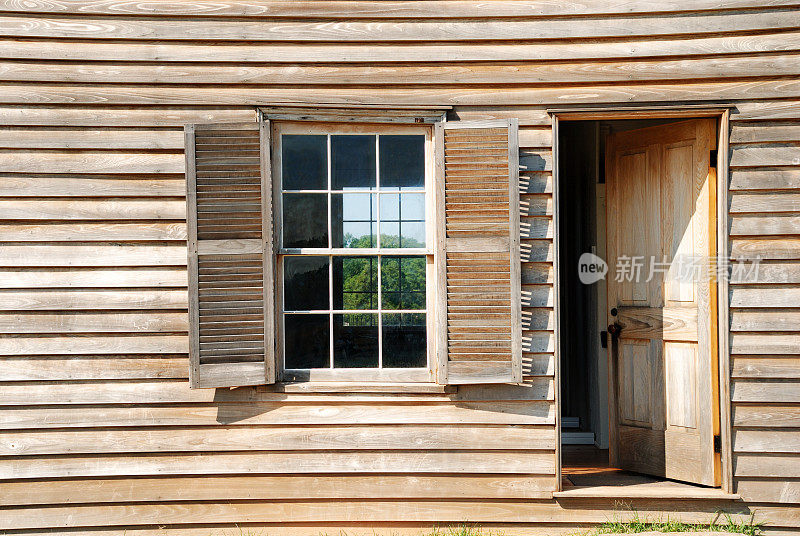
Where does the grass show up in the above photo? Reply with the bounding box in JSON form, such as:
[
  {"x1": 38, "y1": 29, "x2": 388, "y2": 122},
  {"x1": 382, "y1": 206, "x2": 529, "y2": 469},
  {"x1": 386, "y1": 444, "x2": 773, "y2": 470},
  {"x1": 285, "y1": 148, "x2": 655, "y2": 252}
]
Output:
[
  {"x1": 422, "y1": 525, "x2": 501, "y2": 536},
  {"x1": 589, "y1": 511, "x2": 763, "y2": 535},
  {"x1": 196, "y1": 515, "x2": 763, "y2": 536}
]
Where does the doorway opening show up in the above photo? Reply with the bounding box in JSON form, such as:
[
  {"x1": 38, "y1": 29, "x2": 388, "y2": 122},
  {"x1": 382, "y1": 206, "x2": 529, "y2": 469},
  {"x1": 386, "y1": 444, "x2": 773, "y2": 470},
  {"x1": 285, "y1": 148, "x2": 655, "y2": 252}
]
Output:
[{"x1": 555, "y1": 115, "x2": 728, "y2": 496}]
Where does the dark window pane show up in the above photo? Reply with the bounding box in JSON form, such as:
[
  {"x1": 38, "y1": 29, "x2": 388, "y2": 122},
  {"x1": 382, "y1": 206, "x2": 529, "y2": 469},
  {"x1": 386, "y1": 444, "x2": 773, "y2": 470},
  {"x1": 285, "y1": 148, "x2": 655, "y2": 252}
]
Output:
[
  {"x1": 382, "y1": 313, "x2": 426, "y2": 368},
  {"x1": 283, "y1": 256, "x2": 328, "y2": 311},
  {"x1": 381, "y1": 256, "x2": 426, "y2": 310},
  {"x1": 283, "y1": 193, "x2": 327, "y2": 248},
  {"x1": 379, "y1": 135, "x2": 425, "y2": 189},
  {"x1": 282, "y1": 135, "x2": 327, "y2": 190},
  {"x1": 333, "y1": 313, "x2": 378, "y2": 368},
  {"x1": 333, "y1": 256, "x2": 377, "y2": 310},
  {"x1": 285, "y1": 314, "x2": 329, "y2": 369},
  {"x1": 332, "y1": 135, "x2": 376, "y2": 189},
  {"x1": 332, "y1": 193, "x2": 376, "y2": 248},
  {"x1": 380, "y1": 193, "x2": 426, "y2": 248}
]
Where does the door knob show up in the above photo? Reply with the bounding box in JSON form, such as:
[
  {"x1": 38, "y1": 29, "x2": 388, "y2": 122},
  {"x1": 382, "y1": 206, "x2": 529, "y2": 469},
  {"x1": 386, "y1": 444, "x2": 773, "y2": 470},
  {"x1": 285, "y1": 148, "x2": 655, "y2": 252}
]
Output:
[{"x1": 607, "y1": 322, "x2": 622, "y2": 338}]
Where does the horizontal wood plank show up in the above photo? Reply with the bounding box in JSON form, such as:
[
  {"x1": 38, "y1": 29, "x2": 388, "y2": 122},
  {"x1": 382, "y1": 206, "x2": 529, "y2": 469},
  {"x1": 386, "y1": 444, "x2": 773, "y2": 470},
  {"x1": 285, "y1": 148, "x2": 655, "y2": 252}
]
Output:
[
  {"x1": 0, "y1": 312, "x2": 188, "y2": 333},
  {"x1": 0, "y1": 151, "x2": 183, "y2": 174},
  {"x1": 0, "y1": 474, "x2": 557, "y2": 506},
  {"x1": 3, "y1": 54, "x2": 800, "y2": 85},
  {"x1": 0, "y1": 290, "x2": 187, "y2": 310},
  {"x1": 0, "y1": 0, "x2": 792, "y2": 18},
  {"x1": 0, "y1": 176, "x2": 185, "y2": 197},
  {"x1": 0, "y1": 244, "x2": 187, "y2": 267},
  {"x1": 0, "y1": 128, "x2": 183, "y2": 149},
  {"x1": 0, "y1": 222, "x2": 187, "y2": 241},
  {"x1": 2, "y1": 81, "x2": 800, "y2": 106},
  {"x1": 0, "y1": 356, "x2": 189, "y2": 381},
  {"x1": 0, "y1": 424, "x2": 556, "y2": 455},
  {"x1": 0, "y1": 500, "x2": 769, "y2": 531},
  {"x1": 0, "y1": 268, "x2": 187, "y2": 288},
  {"x1": 0, "y1": 334, "x2": 189, "y2": 355},
  {"x1": 0, "y1": 401, "x2": 557, "y2": 429},
  {"x1": 732, "y1": 356, "x2": 800, "y2": 379},
  {"x1": 1, "y1": 12, "x2": 795, "y2": 42},
  {"x1": 5, "y1": 32, "x2": 799, "y2": 64}
]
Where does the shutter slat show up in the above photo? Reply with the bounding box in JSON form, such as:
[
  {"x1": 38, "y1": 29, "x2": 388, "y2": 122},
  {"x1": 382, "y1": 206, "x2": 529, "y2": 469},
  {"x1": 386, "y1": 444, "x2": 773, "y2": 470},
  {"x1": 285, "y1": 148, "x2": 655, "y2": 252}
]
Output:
[
  {"x1": 435, "y1": 120, "x2": 522, "y2": 385},
  {"x1": 186, "y1": 121, "x2": 275, "y2": 389}
]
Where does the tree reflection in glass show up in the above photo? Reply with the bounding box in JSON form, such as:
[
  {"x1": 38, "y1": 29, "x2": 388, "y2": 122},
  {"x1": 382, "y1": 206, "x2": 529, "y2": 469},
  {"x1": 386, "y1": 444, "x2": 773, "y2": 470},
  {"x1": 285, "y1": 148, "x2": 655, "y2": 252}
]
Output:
[{"x1": 333, "y1": 256, "x2": 377, "y2": 310}]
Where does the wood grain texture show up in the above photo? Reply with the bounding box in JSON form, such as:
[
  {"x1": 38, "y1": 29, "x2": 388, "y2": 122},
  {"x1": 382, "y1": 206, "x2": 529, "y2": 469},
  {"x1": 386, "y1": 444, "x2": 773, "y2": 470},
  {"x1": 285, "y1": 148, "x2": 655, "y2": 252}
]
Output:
[
  {"x1": 3, "y1": 80, "x2": 800, "y2": 106},
  {"x1": 0, "y1": 128, "x2": 183, "y2": 149},
  {"x1": 0, "y1": 356, "x2": 189, "y2": 381},
  {"x1": 0, "y1": 312, "x2": 188, "y2": 333},
  {"x1": 0, "y1": 222, "x2": 186, "y2": 242},
  {"x1": 0, "y1": 401, "x2": 556, "y2": 429},
  {"x1": 0, "y1": 151, "x2": 183, "y2": 174},
  {"x1": 0, "y1": 175, "x2": 185, "y2": 197},
  {"x1": 1, "y1": 11, "x2": 795, "y2": 42},
  {"x1": 0, "y1": 244, "x2": 187, "y2": 266},
  {"x1": 1, "y1": 0, "x2": 794, "y2": 18},
  {"x1": 3, "y1": 55, "x2": 800, "y2": 85},
  {"x1": 0, "y1": 424, "x2": 555, "y2": 455},
  {"x1": 0, "y1": 450, "x2": 557, "y2": 480},
  {"x1": 0, "y1": 0, "x2": 798, "y2": 529},
  {"x1": 0, "y1": 474, "x2": 558, "y2": 505},
  {"x1": 0, "y1": 500, "x2": 769, "y2": 531},
  {"x1": 0, "y1": 105, "x2": 255, "y2": 126},
  {"x1": 5, "y1": 32, "x2": 800, "y2": 63},
  {"x1": 0, "y1": 268, "x2": 187, "y2": 288}
]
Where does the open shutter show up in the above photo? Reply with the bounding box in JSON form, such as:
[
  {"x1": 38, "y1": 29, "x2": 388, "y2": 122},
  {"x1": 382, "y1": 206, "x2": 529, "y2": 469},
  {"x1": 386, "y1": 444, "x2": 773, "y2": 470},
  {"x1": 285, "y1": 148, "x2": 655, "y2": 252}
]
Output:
[
  {"x1": 186, "y1": 122, "x2": 275, "y2": 388},
  {"x1": 435, "y1": 119, "x2": 522, "y2": 384}
]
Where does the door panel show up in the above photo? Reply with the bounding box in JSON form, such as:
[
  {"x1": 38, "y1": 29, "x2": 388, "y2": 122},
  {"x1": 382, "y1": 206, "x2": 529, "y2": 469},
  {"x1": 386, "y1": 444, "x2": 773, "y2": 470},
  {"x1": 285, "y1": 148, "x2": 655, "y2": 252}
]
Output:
[{"x1": 606, "y1": 118, "x2": 720, "y2": 487}]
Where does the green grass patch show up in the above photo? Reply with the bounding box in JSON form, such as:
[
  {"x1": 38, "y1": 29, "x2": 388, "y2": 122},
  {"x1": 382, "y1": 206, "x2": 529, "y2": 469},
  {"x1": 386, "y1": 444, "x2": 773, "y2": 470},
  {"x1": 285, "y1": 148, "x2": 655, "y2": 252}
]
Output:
[
  {"x1": 590, "y1": 511, "x2": 763, "y2": 535},
  {"x1": 423, "y1": 525, "x2": 501, "y2": 536}
]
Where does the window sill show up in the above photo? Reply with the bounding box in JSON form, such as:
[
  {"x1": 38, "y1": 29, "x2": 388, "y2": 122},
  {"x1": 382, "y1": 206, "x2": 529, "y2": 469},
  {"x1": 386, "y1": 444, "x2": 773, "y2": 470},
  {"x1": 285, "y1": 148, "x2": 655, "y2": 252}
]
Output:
[{"x1": 267, "y1": 382, "x2": 456, "y2": 394}]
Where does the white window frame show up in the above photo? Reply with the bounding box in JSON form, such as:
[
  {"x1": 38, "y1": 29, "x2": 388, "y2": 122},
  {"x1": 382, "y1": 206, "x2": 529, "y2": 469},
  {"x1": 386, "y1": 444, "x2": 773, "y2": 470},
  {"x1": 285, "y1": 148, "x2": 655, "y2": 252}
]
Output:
[{"x1": 272, "y1": 121, "x2": 436, "y2": 382}]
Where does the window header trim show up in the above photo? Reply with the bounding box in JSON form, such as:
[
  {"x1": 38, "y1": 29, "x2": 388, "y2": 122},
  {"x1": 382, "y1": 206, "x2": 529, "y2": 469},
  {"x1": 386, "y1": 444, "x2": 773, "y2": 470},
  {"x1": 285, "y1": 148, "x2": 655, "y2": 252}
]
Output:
[{"x1": 259, "y1": 105, "x2": 449, "y2": 125}]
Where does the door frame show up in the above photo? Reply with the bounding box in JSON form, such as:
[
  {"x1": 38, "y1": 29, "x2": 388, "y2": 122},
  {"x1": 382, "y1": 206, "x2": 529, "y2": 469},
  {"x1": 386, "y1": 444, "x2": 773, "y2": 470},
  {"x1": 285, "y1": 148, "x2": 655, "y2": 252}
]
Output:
[{"x1": 549, "y1": 105, "x2": 733, "y2": 493}]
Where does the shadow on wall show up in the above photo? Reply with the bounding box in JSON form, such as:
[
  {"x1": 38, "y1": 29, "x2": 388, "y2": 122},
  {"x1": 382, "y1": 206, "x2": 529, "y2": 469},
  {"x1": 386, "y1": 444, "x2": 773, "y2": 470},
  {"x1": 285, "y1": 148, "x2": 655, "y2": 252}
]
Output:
[
  {"x1": 212, "y1": 385, "x2": 288, "y2": 424},
  {"x1": 207, "y1": 378, "x2": 554, "y2": 424}
]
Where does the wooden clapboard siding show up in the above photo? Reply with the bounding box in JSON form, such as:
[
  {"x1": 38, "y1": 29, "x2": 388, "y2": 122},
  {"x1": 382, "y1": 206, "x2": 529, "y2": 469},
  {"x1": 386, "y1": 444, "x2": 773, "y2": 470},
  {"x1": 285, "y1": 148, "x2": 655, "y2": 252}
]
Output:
[
  {"x1": 728, "y1": 99, "x2": 800, "y2": 504},
  {"x1": 0, "y1": 1, "x2": 797, "y2": 534}
]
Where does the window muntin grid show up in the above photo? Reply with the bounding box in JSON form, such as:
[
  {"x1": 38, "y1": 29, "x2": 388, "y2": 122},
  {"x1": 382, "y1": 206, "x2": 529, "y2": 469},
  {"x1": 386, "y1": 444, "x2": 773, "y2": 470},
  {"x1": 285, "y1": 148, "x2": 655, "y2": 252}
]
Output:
[{"x1": 276, "y1": 125, "x2": 432, "y2": 379}]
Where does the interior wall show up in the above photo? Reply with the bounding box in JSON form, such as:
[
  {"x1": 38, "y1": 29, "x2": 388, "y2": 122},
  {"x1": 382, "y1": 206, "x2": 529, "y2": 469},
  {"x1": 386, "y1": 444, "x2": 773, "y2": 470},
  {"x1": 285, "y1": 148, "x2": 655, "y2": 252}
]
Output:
[{"x1": 558, "y1": 121, "x2": 600, "y2": 437}]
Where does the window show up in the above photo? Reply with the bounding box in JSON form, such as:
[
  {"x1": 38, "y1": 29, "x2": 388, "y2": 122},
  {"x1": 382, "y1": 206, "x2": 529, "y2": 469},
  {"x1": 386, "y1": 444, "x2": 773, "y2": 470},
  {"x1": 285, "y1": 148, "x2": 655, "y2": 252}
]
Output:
[
  {"x1": 185, "y1": 116, "x2": 521, "y2": 389},
  {"x1": 275, "y1": 123, "x2": 433, "y2": 382}
]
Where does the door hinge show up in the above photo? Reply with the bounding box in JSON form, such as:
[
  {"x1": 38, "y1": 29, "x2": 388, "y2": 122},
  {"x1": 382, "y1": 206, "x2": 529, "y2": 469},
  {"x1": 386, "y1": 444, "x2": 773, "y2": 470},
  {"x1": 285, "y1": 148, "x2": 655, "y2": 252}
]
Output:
[
  {"x1": 714, "y1": 434, "x2": 722, "y2": 453},
  {"x1": 710, "y1": 149, "x2": 718, "y2": 168}
]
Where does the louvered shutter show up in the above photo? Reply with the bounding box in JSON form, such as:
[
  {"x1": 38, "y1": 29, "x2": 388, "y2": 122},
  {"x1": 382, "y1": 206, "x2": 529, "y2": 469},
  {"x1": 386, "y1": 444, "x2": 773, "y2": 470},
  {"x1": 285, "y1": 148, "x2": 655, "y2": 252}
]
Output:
[
  {"x1": 435, "y1": 120, "x2": 522, "y2": 384},
  {"x1": 185, "y1": 122, "x2": 275, "y2": 388}
]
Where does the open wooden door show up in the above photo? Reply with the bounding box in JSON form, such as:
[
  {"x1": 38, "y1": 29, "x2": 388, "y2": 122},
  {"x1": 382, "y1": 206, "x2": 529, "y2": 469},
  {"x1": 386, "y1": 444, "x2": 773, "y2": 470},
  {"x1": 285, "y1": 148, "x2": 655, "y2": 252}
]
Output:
[{"x1": 605, "y1": 118, "x2": 720, "y2": 487}]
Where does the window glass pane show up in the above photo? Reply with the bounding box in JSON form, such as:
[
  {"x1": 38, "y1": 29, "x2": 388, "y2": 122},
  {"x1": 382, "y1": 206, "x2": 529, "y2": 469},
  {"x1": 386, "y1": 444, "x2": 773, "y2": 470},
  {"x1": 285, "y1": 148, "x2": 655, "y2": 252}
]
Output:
[
  {"x1": 332, "y1": 135, "x2": 376, "y2": 190},
  {"x1": 379, "y1": 135, "x2": 425, "y2": 189},
  {"x1": 333, "y1": 256, "x2": 377, "y2": 310},
  {"x1": 285, "y1": 314, "x2": 330, "y2": 369},
  {"x1": 382, "y1": 313, "x2": 426, "y2": 368},
  {"x1": 282, "y1": 135, "x2": 327, "y2": 190},
  {"x1": 333, "y1": 313, "x2": 378, "y2": 368},
  {"x1": 283, "y1": 256, "x2": 329, "y2": 311},
  {"x1": 331, "y1": 193, "x2": 376, "y2": 248},
  {"x1": 380, "y1": 192, "x2": 426, "y2": 248},
  {"x1": 381, "y1": 256, "x2": 426, "y2": 310},
  {"x1": 282, "y1": 193, "x2": 328, "y2": 248}
]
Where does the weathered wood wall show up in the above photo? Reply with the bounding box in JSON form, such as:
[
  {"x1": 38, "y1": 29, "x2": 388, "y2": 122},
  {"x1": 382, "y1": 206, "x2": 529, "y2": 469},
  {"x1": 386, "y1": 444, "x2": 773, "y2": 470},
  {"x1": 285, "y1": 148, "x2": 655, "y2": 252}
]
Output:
[{"x1": 0, "y1": 1, "x2": 798, "y2": 533}]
